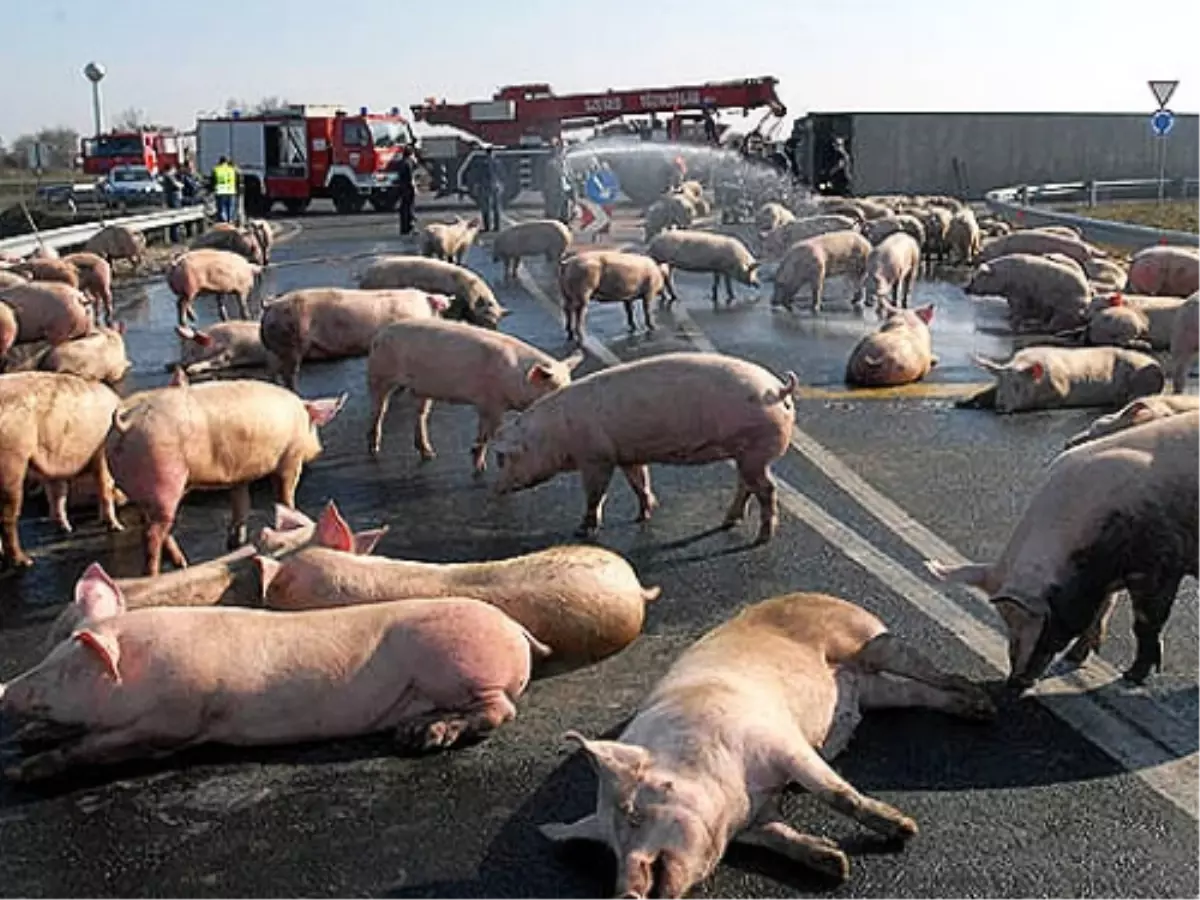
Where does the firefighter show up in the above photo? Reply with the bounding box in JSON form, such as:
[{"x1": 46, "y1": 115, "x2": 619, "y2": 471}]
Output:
[
  {"x1": 394, "y1": 145, "x2": 417, "y2": 237},
  {"x1": 210, "y1": 156, "x2": 239, "y2": 223},
  {"x1": 471, "y1": 147, "x2": 504, "y2": 232},
  {"x1": 160, "y1": 165, "x2": 183, "y2": 242},
  {"x1": 827, "y1": 137, "x2": 852, "y2": 197},
  {"x1": 543, "y1": 139, "x2": 573, "y2": 225},
  {"x1": 701, "y1": 103, "x2": 719, "y2": 145}
]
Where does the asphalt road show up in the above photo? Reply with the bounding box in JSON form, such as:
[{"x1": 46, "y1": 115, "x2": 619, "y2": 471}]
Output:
[{"x1": 0, "y1": 208, "x2": 1196, "y2": 899}]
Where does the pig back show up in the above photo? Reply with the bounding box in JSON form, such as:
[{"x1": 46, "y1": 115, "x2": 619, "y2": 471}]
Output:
[
  {"x1": 0, "y1": 372, "x2": 119, "y2": 472},
  {"x1": 0, "y1": 282, "x2": 92, "y2": 344}
]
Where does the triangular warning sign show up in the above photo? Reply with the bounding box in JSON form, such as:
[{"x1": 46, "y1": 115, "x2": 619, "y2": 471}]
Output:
[
  {"x1": 1149, "y1": 80, "x2": 1179, "y2": 108},
  {"x1": 578, "y1": 203, "x2": 595, "y2": 230}
]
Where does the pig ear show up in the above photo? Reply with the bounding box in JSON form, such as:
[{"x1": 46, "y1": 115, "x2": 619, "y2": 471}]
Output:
[
  {"x1": 563, "y1": 730, "x2": 652, "y2": 789},
  {"x1": 527, "y1": 363, "x2": 557, "y2": 385},
  {"x1": 1126, "y1": 400, "x2": 1156, "y2": 425},
  {"x1": 168, "y1": 366, "x2": 190, "y2": 387},
  {"x1": 1108, "y1": 292, "x2": 1124, "y2": 307},
  {"x1": 497, "y1": 307, "x2": 513, "y2": 318},
  {"x1": 315, "y1": 501, "x2": 355, "y2": 552},
  {"x1": 192, "y1": 329, "x2": 214, "y2": 347},
  {"x1": 559, "y1": 349, "x2": 586, "y2": 371},
  {"x1": 275, "y1": 503, "x2": 314, "y2": 532},
  {"x1": 73, "y1": 562, "x2": 126, "y2": 621},
  {"x1": 305, "y1": 394, "x2": 348, "y2": 427},
  {"x1": 427, "y1": 294, "x2": 451, "y2": 313},
  {"x1": 255, "y1": 556, "x2": 282, "y2": 601},
  {"x1": 174, "y1": 325, "x2": 195, "y2": 341},
  {"x1": 914, "y1": 304, "x2": 935, "y2": 324},
  {"x1": 74, "y1": 630, "x2": 122, "y2": 683},
  {"x1": 1027, "y1": 361, "x2": 1046, "y2": 381},
  {"x1": 971, "y1": 353, "x2": 1006, "y2": 373},
  {"x1": 352, "y1": 526, "x2": 389, "y2": 556}
]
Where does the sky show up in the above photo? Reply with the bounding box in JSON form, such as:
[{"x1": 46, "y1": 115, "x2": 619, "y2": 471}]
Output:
[{"x1": 4, "y1": 0, "x2": 1200, "y2": 141}]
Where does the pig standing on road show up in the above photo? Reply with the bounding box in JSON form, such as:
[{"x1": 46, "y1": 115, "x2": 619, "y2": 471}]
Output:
[
  {"x1": 367, "y1": 318, "x2": 584, "y2": 474},
  {"x1": 0, "y1": 562, "x2": 549, "y2": 781},
  {"x1": 419, "y1": 218, "x2": 483, "y2": 265},
  {"x1": 845, "y1": 303, "x2": 936, "y2": 387},
  {"x1": 944, "y1": 208, "x2": 981, "y2": 265},
  {"x1": 166, "y1": 248, "x2": 262, "y2": 326},
  {"x1": 61, "y1": 253, "x2": 115, "y2": 325},
  {"x1": 83, "y1": 225, "x2": 146, "y2": 272},
  {"x1": 557, "y1": 251, "x2": 673, "y2": 340},
  {"x1": 357, "y1": 255, "x2": 507, "y2": 328},
  {"x1": 771, "y1": 231, "x2": 872, "y2": 313},
  {"x1": 541, "y1": 592, "x2": 994, "y2": 898},
  {"x1": 492, "y1": 352, "x2": 801, "y2": 544},
  {"x1": 862, "y1": 232, "x2": 921, "y2": 308},
  {"x1": 646, "y1": 230, "x2": 760, "y2": 309},
  {"x1": 491, "y1": 219, "x2": 573, "y2": 280}
]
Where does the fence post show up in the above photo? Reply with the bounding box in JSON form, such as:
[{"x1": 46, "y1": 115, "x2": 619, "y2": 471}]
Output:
[{"x1": 1087, "y1": 180, "x2": 1098, "y2": 207}]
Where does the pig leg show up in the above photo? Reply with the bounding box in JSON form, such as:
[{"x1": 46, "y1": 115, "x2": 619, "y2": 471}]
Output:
[
  {"x1": 272, "y1": 455, "x2": 305, "y2": 508},
  {"x1": 4, "y1": 728, "x2": 178, "y2": 782},
  {"x1": 859, "y1": 673, "x2": 995, "y2": 721},
  {"x1": 621, "y1": 300, "x2": 637, "y2": 333},
  {"x1": 661, "y1": 272, "x2": 679, "y2": 307},
  {"x1": 470, "y1": 407, "x2": 504, "y2": 476},
  {"x1": 620, "y1": 464, "x2": 658, "y2": 522},
  {"x1": 576, "y1": 460, "x2": 615, "y2": 538},
  {"x1": 782, "y1": 742, "x2": 917, "y2": 840},
  {"x1": 721, "y1": 474, "x2": 753, "y2": 530},
  {"x1": 640, "y1": 292, "x2": 656, "y2": 331},
  {"x1": 735, "y1": 803, "x2": 849, "y2": 880},
  {"x1": 413, "y1": 397, "x2": 437, "y2": 461},
  {"x1": 0, "y1": 457, "x2": 33, "y2": 568},
  {"x1": 1064, "y1": 591, "x2": 1121, "y2": 665},
  {"x1": 724, "y1": 273, "x2": 736, "y2": 306},
  {"x1": 710, "y1": 273, "x2": 721, "y2": 310},
  {"x1": 722, "y1": 460, "x2": 778, "y2": 544},
  {"x1": 811, "y1": 272, "x2": 826, "y2": 314},
  {"x1": 88, "y1": 448, "x2": 122, "y2": 532},
  {"x1": 393, "y1": 688, "x2": 517, "y2": 753},
  {"x1": 214, "y1": 294, "x2": 230, "y2": 322},
  {"x1": 44, "y1": 479, "x2": 74, "y2": 534},
  {"x1": 368, "y1": 382, "x2": 400, "y2": 456},
  {"x1": 235, "y1": 290, "x2": 251, "y2": 320},
  {"x1": 1125, "y1": 575, "x2": 1182, "y2": 684},
  {"x1": 227, "y1": 482, "x2": 251, "y2": 549}
]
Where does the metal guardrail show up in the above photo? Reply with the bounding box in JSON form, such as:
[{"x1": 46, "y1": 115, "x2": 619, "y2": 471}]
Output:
[
  {"x1": 985, "y1": 178, "x2": 1200, "y2": 251},
  {"x1": 0, "y1": 206, "x2": 207, "y2": 258}
]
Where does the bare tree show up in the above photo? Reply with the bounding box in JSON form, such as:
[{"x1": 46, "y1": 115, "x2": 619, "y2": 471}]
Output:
[
  {"x1": 113, "y1": 106, "x2": 149, "y2": 130},
  {"x1": 224, "y1": 96, "x2": 291, "y2": 115}
]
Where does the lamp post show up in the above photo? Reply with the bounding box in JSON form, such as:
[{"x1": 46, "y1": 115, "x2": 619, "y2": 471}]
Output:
[{"x1": 83, "y1": 61, "x2": 106, "y2": 137}]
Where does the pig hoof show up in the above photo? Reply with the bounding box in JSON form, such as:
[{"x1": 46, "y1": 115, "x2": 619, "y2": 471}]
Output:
[
  {"x1": 55, "y1": 521, "x2": 74, "y2": 536},
  {"x1": 887, "y1": 814, "x2": 919, "y2": 840},
  {"x1": 810, "y1": 845, "x2": 851, "y2": 881},
  {"x1": 418, "y1": 450, "x2": 437, "y2": 463}
]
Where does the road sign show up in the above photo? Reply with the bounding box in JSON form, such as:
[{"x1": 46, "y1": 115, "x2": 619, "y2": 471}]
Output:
[
  {"x1": 577, "y1": 199, "x2": 612, "y2": 237},
  {"x1": 1151, "y1": 109, "x2": 1176, "y2": 137},
  {"x1": 1148, "y1": 79, "x2": 1179, "y2": 109},
  {"x1": 584, "y1": 168, "x2": 620, "y2": 205}
]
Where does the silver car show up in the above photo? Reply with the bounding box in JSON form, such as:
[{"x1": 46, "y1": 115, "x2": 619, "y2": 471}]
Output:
[{"x1": 101, "y1": 165, "x2": 164, "y2": 209}]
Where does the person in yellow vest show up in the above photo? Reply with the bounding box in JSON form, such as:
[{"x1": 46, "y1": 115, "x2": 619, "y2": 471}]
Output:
[{"x1": 209, "y1": 156, "x2": 240, "y2": 223}]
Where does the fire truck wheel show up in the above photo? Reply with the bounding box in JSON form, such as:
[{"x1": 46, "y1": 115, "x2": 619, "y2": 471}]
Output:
[
  {"x1": 331, "y1": 179, "x2": 366, "y2": 215},
  {"x1": 370, "y1": 191, "x2": 399, "y2": 213},
  {"x1": 283, "y1": 199, "x2": 311, "y2": 215}
]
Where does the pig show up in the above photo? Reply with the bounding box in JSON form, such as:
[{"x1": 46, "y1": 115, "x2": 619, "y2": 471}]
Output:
[
  {"x1": 62, "y1": 252, "x2": 115, "y2": 325},
  {"x1": 762, "y1": 215, "x2": 858, "y2": 259},
  {"x1": 1030, "y1": 225, "x2": 1084, "y2": 240},
  {"x1": 845, "y1": 303, "x2": 936, "y2": 387},
  {"x1": 918, "y1": 206, "x2": 952, "y2": 267},
  {"x1": 1125, "y1": 245, "x2": 1200, "y2": 297},
  {"x1": 0, "y1": 303, "x2": 22, "y2": 362},
  {"x1": 815, "y1": 200, "x2": 866, "y2": 224},
  {"x1": 965, "y1": 253, "x2": 1091, "y2": 332},
  {"x1": 0, "y1": 282, "x2": 93, "y2": 345},
  {"x1": 27, "y1": 244, "x2": 61, "y2": 261},
  {"x1": 491, "y1": 219, "x2": 573, "y2": 279},
  {"x1": 257, "y1": 500, "x2": 659, "y2": 672},
  {"x1": 926, "y1": 411, "x2": 1198, "y2": 687},
  {"x1": 357, "y1": 255, "x2": 507, "y2": 328},
  {"x1": 189, "y1": 224, "x2": 265, "y2": 264},
  {"x1": 0, "y1": 562, "x2": 549, "y2": 781},
  {"x1": 1169, "y1": 292, "x2": 1198, "y2": 393},
  {"x1": 862, "y1": 214, "x2": 925, "y2": 248},
  {"x1": 962, "y1": 346, "x2": 1164, "y2": 414},
  {"x1": 246, "y1": 219, "x2": 274, "y2": 263},
  {"x1": 862, "y1": 233, "x2": 922, "y2": 308},
  {"x1": 171, "y1": 321, "x2": 267, "y2": 375},
  {"x1": 419, "y1": 217, "x2": 482, "y2": 264},
  {"x1": 557, "y1": 251, "x2": 672, "y2": 340},
  {"x1": 105, "y1": 370, "x2": 346, "y2": 575},
  {"x1": 675, "y1": 180, "x2": 704, "y2": 205},
  {"x1": 260, "y1": 287, "x2": 451, "y2": 390},
  {"x1": 978, "y1": 217, "x2": 1012, "y2": 238},
  {"x1": 855, "y1": 198, "x2": 894, "y2": 220},
  {"x1": 39, "y1": 325, "x2": 131, "y2": 383},
  {"x1": 1064, "y1": 394, "x2": 1200, "y2": 450},
  {"x1": 756, "y1": 202, "x2": 796, "y2": 235},
  {"x1": 166, "y1": 248, "x2": 262, "y2": 326},
  {"x1": 252, "y1": 502, "x2": 389, "y2": 559},
  {"x1": 944, "y1": 208, "x2": 981, "y2": 265},
  {"x1": 11, "y1": 257, "x2": 80, "y2": 290},
  {"x1": 643, "y1": 194, "x2": 696, "y2": 242},
  {"x1": 0, "y1": 270, "x2": 30, "y2": 290},
  {"x1": 646, "y1": 230, "x2": 760, "y2": 309},
  {"x1": 1084, "y1": 257, "x2": 1128, "y2": 292},
  {"x1": 977, "y1": 231, "x2": 1106, "y2": 266},
  {"x1": 1072, "y1": 293, "x2": 1187, "y2": 351},
  {"x1": 0, "y1": 372, "x2": 122, "y2": 568},
  {"x1": 492, "y1": 352, "x2": 800, "y2": 544},
  {"x1": 83, "y1": 225, "x2": 146, "y2": 272},
  {"x1": 771, "y1": 230, "x2": 872, "y2": 312},
  {"x1": 541, "y1": 591, "x2": 994, "y2": 897},
  {"x1": 367, "y1": 318, "x2": 584, "y2": 473}
]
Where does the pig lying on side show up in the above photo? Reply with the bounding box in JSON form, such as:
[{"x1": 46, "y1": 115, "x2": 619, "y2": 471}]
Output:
[
  {"x1": 260, "y1": 287, "x2": 450, "y2": 390},
  {"x1": 367, "y1": 318, "x2": 583, "y2": 473},
  {"x1": 166, "y1": 249, "x2": 262, "y2": 326},
  {"x1": 357, "y1": 255, "x2": 507, "y2": 328},
  {"x1": 965, "y1": 253, "x2": 1091, "y2": 332},
  {"x1": 0, "y1": 282, "x2": 93, "y2": 346},
  {"x1": 978, "y1": 231, "x2": 1106, "y2": 266},
  {"x1": 962, "y1": 346, "x2": 1164, "y2": 413},
  {"x1": 106, "y1": 369, "x2": 346, "y2": 575},
  {"x1": 557, "y1": 251, "x2": 672, "y2": 340},
  {"x1": 771, "y1": 231, "x2": 872, "y2": 312},
  {"x1": 927, "y1": 411, "x2": 1198, "y2": 686},
  {"x1": 419, "y1": 218, "x2": 482, "y2": 265},
  {"x1": 1169, "y1": 292, "x2": 1198, "y2": 392},
  {"x1": 0, "y1": 372, "x2": 122, "y2": 568},
  {"x1": 845, "y1": 304, "x2": 936, "y2": 387},
  {"x1": 493, "y1": 352, "x2": 800, "y2": 544},
  {"x1": 647, "y1": 230, "x2": 760, "y2": 309},
  {"x1": 83, "y1": 225, "x2": 145, "y2": 272},
  {"x1": 257, "y1": 501, "x2": 659, "y2": 673},
  {"x1": 492, "y1": 220, "x2": 573, "y2": 279},
  {"x1": 1126, "y1": 245, "x2": 1199, "y2": 297},
  {"x1": 171, "y1": 322, "x2": 267, "y2": 375},
  {"x1": 11, "y1": 258, "x2": 79, "y2": 291},
  {"x1": 862, "y1": 233, "x2": 921, "y2": 308},
  {"x1": 1070, "y1": 293, "x2": 1186, "y2": 351},
  {"x1": 1064, "y1": 394, "x2": 1200, "y2": 449},
  {"x1": 0, "y1": 563, "x2": 549, "y2": 781},
  {"x1": 542, "y1": 592, "x2": 994, "y2": 897}
]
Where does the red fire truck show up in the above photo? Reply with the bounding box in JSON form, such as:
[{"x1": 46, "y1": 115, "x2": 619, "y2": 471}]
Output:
[
  {"x1": 195, "y1": 104, "x2": 417, "y2": 215},
  {"x1": 80, "y1": 129, "x2": 192, "y2": 176},
  {"x1": 410, "y1": 77, "x2": 787, "y2": 205}
]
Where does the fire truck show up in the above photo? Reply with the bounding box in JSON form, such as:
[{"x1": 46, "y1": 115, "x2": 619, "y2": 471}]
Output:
[
  {"x1": 80, "y1": 128, "x2": 193, "y2": 176},
  {"x1": 194, "y1": 104, "x2": 417, "y2": 215},
  {"x1": 410, "y1": 77, "x2": 787, "y2": 205}
]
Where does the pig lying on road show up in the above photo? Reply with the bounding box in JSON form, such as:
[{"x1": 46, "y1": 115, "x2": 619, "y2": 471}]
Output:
[
  {"x1": 38, "y1": 325, "x2": 130, "y2": 383},
  {"x1": 557, "y1": 251, "x2": 672, "y2": 340},
  {"x1": 367, "y1": 318, "x2": 584, "y2": 473},
  {"x1": 927, "y1": 411, "x2": 1198, "y2": 686},
  {"x1": 1169, "y1": 292, "x2": 1198, "y2": 393},
  {"x1": 962, "y1": 346, "x2": 1164, "y2": 413},
  {"x1": 646, "y1": 230, "x2": 760, "y2": 309},
  {"x1": 542, "y1": 591, "x2": 994, "y2": 897},
  {"x1": 965, "y1": 253, "x2": 1091, "y2": 332},
  {"x1": 1064, "y1": 394, "x2": 1200, "y2": 449},
  {"x1": 1, "y1": 563, "x2": 549, "y2": 782},
  {"x1": 258, "y1": 501, "x2": 659, "y2": 672},
  {"x1": 978, "y1": 231, "x2": 1107, "y2": 266},
  {"x1": 171, "y1": 322, "x2": 268, "y2": 375},
  {"x1": 845, "y1": 303, "x2": 936, "y2": 387},
  {"x1": 0, "y1": 282, "x2": 93, "y2": 346},
  {"x1": 1068, "y1": 293, "x2": 1186, "y2": 351},
  {"x1": 492, "y1": 352, "x2": 800, "y2": 544},
  {"x1": 1126, "y1": 245, "x2": 1199, "y2": 297}
]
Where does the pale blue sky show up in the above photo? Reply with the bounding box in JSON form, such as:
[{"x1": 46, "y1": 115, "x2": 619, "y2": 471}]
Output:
[{"x1": 4, "y1": 0, "x2": 1199, "y2": 139}]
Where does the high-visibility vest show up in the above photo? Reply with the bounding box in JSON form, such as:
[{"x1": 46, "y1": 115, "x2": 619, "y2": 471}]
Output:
[{"x1": 213, "y1": 163, "x2": 237, "y2": 195}]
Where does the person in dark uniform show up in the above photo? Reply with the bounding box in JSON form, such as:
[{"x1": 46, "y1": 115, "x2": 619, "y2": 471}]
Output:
[
  {"x1": 472, "y1": 147, "x2": 504, "y2": 232},
  {"x1": 394, "y1": 145, "x2": 417, "y2": 236},
  {"x1": 701, "y1": 103, "x2": 719, "y2": 144},
  {"x1": 827, "y1": 136, "x2": 852, "y2": 196}
]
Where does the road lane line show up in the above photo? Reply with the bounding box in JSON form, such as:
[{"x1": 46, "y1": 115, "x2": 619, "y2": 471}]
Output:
[
  {"x1": 513, "y1": 260, "x2": 1198, "y2": 819},
  {"x1": 792, "y1": 382, "x2": 993, "y2": 401}
]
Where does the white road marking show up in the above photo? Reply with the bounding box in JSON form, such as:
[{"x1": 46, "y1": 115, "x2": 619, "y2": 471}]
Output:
[{"x1": 512, "y1": 254, "x2": 1198, "y2": 820}]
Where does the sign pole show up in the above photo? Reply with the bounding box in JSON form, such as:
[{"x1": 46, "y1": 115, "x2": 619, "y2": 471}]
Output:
[
  {"x1": 1147, "y1": 80, "x2": 1179, "y2": 206},
  {"x1": 1157, "y1": 135, "x2": 1167, "y2": 204}
]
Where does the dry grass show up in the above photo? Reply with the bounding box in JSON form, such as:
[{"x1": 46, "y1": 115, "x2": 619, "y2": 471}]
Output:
[{"x1": 1062, "y1": 200, "x2": 1198, "y2": 234}]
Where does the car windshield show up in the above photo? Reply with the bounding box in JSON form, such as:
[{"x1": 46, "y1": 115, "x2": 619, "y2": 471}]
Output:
[
  {"x1": 112, "y1": 168, "x2": 152, "y2": 183},
  {"x1": 94, "y1": 135, "x2": 144, "y2": 157},
  {"x1": 369, "y1": 120, "x2": 411, "y2": 149}
]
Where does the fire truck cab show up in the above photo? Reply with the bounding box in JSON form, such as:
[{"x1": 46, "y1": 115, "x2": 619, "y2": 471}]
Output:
[
  {"x1": 80, "y1": 129, "x2": 192, "y2": 177},
  {"x1": 195, "y1": 105, "x2": 416, "y2": 215}
]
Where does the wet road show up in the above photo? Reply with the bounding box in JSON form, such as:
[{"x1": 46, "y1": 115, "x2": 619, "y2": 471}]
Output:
[{"x1": 0, "y1": 209, "x2": 1196, "y2": 898}]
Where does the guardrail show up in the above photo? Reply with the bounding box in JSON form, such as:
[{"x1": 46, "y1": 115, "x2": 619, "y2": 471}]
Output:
[
  {"x1": 985, "y1": 177, "x2": 1200, "y2": 251},
  {"x1": 0, "y1": 206, "x2": 208, "y2": 258}
]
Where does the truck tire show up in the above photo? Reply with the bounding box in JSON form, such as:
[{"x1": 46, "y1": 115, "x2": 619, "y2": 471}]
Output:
[
  {"x1": 244, "y1": 179, "x2": 272, "y2": 217},
  {"x1": 282, "y1": 198, "x2": 310, "y2": 215},
  {"x1": 331, "y1": 179, "x2": 365, "y2": 215},
  {"x1": 370, "y1": 189, "x2": 399, "y2": 213}
]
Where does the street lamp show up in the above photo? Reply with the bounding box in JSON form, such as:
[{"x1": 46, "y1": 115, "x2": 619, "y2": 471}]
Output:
[{"x1": 83, "y1": 61, "x2": 106, "y2": 136}]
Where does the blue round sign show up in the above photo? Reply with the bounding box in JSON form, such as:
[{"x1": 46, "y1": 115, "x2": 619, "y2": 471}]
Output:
[
  {"x1": 1151, "y1": 109, "x2": 1175, "y2": 137},
  {"x1": 585, "y1": 169, "x2": 620, "y2": 204}
]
